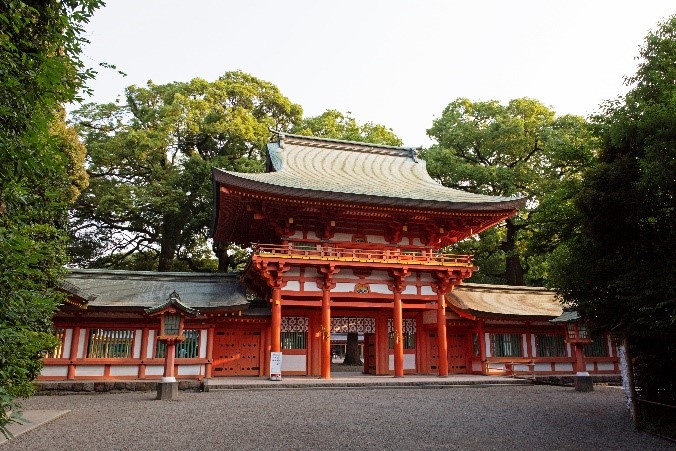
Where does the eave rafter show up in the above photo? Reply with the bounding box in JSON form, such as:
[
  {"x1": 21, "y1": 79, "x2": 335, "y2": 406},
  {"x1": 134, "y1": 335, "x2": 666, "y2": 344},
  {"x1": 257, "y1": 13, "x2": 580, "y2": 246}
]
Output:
[{"x1": 215, "y1": 184, "x2": 515, "y2": 247}]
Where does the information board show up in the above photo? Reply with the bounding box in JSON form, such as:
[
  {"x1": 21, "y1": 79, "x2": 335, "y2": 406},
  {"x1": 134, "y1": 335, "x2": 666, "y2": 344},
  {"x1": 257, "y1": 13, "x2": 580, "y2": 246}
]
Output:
[{"x1": 269, "y1": 352, "x2": 282, "y2": 381}]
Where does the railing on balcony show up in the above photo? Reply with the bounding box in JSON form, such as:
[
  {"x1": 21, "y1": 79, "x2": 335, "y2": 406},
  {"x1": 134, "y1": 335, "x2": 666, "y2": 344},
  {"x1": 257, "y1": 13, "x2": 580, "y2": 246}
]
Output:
[{"x1": 253, "y1": 243, "x2": 473, "y2": 267}]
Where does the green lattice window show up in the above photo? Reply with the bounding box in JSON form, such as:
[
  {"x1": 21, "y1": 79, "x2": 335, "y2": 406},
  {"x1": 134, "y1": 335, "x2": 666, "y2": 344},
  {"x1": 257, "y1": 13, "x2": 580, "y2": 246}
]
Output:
[
  {"x1": 584, "y1": 335, "x2": 609, "y2": 357},
  {"x1": 87, "y1": 329, "x2": 134, "y2": 358},
  {"x1": 536, "y1": 334, "x2": 566, "y2": 357},
  {"x1": 156, "y1": 329, "x2": 200, "y2": 358},
  {"x1": 281, "y1": 332, "x2": 307, "y2": 349},
  {"x1": 491, "y1": 333, "x2": 522, "y2": 357}
]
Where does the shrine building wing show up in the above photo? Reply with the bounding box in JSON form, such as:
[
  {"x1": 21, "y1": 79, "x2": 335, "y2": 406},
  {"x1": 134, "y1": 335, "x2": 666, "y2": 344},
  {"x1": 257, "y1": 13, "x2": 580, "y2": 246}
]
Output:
[{"x1": 213, "y1": 133, "x2": 526, "y2": 247}]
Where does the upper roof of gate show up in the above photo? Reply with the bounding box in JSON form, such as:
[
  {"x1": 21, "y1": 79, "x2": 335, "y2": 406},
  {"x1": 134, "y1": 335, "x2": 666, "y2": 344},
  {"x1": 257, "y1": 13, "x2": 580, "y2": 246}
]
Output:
[{"x1": 213, "y1": 132, "x2": 525, "y2": 211}]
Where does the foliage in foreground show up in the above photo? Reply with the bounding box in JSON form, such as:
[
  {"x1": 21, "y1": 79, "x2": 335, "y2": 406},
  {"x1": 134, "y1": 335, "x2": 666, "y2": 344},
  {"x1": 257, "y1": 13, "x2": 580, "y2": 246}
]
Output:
[
  {"x1": 550, "y1": 15, "x2": 676, "y2": 436},
  {"x1": 0, "y1": 0, "x2": 101, "y2": 437}
]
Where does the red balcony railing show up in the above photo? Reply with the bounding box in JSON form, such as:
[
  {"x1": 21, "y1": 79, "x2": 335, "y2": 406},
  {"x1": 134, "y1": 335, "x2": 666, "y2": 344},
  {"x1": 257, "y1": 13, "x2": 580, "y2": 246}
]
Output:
[{"x1": 252, "y1": 243, "x2": 473, "y2": 267}]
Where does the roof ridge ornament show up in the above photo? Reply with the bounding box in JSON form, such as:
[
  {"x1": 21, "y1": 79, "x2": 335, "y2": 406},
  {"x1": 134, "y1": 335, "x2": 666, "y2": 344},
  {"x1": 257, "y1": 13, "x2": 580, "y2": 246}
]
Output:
[
  {"x1": 145, "y1": 290, "x2": 199, "y2": 317},
  {"x1": 409, "y1": 147, "x2": 420, "y2": 163}
]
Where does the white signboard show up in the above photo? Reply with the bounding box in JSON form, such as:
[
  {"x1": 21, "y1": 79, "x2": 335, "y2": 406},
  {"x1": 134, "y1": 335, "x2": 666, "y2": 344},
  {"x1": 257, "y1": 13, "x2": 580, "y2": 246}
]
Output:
[{"x1": 270, "y1": 352, "x2": 282, "y2": 381}]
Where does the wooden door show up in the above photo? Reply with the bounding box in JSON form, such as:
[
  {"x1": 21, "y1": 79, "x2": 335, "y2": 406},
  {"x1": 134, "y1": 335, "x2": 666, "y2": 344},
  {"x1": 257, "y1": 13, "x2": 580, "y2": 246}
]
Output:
[
  {"x1": 213, "y1": 329, "x2": 261, "y2": 376},
  {"x1": 447, "y1": 333, "x2": 468, "y2": 373},
  {"x1": 428, "y1": 331, "x2": 439, "y2": 373},
  {"x1": 363, "y1": 333, "x2": 376, "y2": 374}
]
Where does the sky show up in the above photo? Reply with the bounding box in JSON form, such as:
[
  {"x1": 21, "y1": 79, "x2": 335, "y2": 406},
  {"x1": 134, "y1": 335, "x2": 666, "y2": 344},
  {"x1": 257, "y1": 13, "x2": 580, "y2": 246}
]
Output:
[{"x1": 77, "y1": 1, "x2": 674, "y2": 147}]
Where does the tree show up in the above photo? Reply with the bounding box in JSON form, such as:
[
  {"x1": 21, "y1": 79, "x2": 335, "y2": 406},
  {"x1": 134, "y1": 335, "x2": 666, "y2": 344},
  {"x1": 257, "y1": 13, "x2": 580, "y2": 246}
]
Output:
[
  {"x1": 549, "y1": 16, "x2": 675, "y2": 435},
  {"x1": 0, "y1": 0, "x2": 101, "y2": 437},
  {"x1": 423, "y1": 98, "x2": 595, "y2": 285},
  {"x1": 292, "y1": 109, "x2": 402, "y2": 146},
  {"x1": 69, "y1": 73, "x2": 303, "y2": 272}
]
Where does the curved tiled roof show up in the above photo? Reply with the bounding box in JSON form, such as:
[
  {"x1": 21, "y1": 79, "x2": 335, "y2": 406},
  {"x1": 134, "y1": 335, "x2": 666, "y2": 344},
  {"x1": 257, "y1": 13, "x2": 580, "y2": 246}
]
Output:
[
  {"x1": 213, "y1": 133, "x2": 525, "y2": 211},
  {"x1": 447, "y1": 283, "x2": 563, "y2": 318}
]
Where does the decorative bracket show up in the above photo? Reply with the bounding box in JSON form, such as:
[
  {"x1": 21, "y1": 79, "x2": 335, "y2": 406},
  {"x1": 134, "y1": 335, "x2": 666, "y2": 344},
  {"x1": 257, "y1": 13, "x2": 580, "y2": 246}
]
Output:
[
  {"x1": 254, "y1": 260, "x2": 290, "y2": 289},
  {"x1": 316, "y1": 264, "x2": 340, "y2": 290},
  {"x1": 387, "y1": 267, "x2": 410, "y2": 293}
]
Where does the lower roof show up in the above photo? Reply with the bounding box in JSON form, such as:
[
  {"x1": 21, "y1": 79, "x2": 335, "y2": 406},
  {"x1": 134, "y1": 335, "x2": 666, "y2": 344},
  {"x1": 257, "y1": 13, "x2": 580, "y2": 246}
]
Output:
[
  {"x1": 63, "y1": 269, "x2": 248, "y2": 310},
  {"x1": 62, "y1": 270, "x2": 562, "y2": 319},
  {"x1": 447, "y1": 283, "x2": 563, "y2": 318}
]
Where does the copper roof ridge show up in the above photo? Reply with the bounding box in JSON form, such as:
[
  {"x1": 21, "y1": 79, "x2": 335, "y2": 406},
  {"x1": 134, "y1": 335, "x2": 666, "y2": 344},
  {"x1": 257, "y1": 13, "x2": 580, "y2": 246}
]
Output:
[
  {"x1": 457, "y1": 282, "x2": 551, "y2": 292},
  {"x1": 67, "y1": 268, "x2": 241, "y2": 279},
  {"x1": 270, "y1": 129, "x2": 419, "y2": 152}
]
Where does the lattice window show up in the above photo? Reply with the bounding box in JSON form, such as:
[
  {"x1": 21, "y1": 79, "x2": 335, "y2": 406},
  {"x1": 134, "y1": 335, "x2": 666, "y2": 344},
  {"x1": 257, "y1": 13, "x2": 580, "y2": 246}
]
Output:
[
  {"x1": 292, "y1": 242, "x2": 317, "y2": 251},
  {"x1": 281, "y1": 317, "x2": 309, "y2": 332},
  {"x1": 472, "y1": 333, "x2": 480, "y2": 357},
  {"x1": 87, "y1": 329, "x2": 134, "y2": 358},
  {"x1": 584, "y1": 335, "x2": 609, "y2": 357},
  {"x1": 387, "y1": 319, "x2": 417, "y2": 334},
  {"x1": 490, "y1": 333, "x2": 522, "y2": 357},
  {"x1": 281, "y1": 332, "x2": 307, "y2": 349},
  {"x1": 46, "y1": 328, "x2": 66, "y2": 358},
  {"x1": 331, "y1": 317, "x2": 375, "y2": 333},
  {"x1": 156, "y1": 329, "x2": 200, "y2": 358},
  {"x1": 536, "y1": 334, "x2": 567, "y2": 357},
  {"x1": 388, "y1": 319, "x2": 416, "y2": 350}
]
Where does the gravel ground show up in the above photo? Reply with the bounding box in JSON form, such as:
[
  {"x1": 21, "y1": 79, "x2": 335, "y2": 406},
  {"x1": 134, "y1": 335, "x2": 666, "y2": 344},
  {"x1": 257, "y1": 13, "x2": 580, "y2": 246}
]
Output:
[{"x1": 4, "y1": 385, "x2": 672, "y2": 451}]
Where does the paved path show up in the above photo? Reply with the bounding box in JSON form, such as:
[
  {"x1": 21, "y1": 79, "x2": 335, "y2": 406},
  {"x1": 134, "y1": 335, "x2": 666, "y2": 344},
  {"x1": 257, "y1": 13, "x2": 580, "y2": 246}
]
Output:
[{"x1": 3, "y1": 384, "x2": 671, "y2": 450}]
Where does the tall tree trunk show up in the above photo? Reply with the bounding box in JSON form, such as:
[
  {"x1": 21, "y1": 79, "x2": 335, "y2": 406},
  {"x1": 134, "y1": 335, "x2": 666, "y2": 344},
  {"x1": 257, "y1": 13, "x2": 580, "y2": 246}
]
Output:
[
  {"x1": 215, "y1": 242, "x2": 231, "y2": 272},
  {"x1": 502, "y1": 218, "x2": 525, "y2": 286},
  {"x1": 343, "y1": 332, "x2": 362, "y2": 365},
  {"x1": 158, "y1": 214, "x2": 180, "y2": 272}
]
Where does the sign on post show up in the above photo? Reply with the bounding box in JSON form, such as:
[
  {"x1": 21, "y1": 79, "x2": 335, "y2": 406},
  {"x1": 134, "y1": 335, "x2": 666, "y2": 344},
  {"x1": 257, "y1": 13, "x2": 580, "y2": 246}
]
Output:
[{"x1": 270, "y1": 352, "x2": 282, "y2": 381}]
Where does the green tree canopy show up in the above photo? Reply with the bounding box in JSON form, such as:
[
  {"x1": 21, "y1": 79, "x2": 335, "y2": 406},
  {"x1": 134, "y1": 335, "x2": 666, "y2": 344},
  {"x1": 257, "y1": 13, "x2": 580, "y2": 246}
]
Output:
[
  {"x1": 423, "y1": 98, "x2": 595, "y2": 285},
  {"x1": 0, "y1": 0, "x2": 101, "y2": 436},
  {"x1": 292, "y1": 109, "x2": 402, "y2": 146},
  {"x1": 550, "y1": 16, "x2": 676, "y2": 338},
  {"x1": 70, "y1": 72, "x2": 304, "y2": 272}
]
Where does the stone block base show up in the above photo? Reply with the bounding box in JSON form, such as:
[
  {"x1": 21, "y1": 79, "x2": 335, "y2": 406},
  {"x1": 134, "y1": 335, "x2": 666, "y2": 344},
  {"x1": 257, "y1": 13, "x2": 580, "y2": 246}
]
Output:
[
  {"x1": 575, "y1": 375, "x2": 594, "y2": 392},
  {"x1": 156, "y1": 382, "x2": 178, "y2": 400}
]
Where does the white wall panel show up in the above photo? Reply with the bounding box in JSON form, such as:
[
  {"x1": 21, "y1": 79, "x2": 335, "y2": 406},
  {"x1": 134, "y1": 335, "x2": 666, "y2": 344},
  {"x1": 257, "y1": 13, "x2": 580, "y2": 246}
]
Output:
[
  {"x1": 133, "y1": 329, "x2": 143, "y2": 358},
  {"x1": 281, "y1": 354, "x2": 306, "y2": 372},
  {"x1": 75, "y1": 365, "x2": 105, "y2": 377},
  {"x1": 109, "y1": 365, "x2": 138, "y2": 377},
  {"x1": 177, "y1": 364, "x2": 203, "y2": 376},
  {"x1": 41, "y1": 365, "x2": 68, "y2": 377}
]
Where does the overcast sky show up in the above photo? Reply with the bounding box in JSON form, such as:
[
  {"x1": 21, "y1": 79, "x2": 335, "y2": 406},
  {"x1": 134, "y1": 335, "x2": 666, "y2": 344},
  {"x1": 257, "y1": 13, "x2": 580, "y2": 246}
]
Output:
[{"x1": 77, "y1": 1, "x2": 674, "y2": 147}]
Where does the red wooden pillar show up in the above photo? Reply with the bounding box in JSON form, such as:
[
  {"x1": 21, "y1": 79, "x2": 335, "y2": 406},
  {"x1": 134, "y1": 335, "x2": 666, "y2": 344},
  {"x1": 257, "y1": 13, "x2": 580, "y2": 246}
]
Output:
[
  {"x1": 271, "y1": 287, "x2": 282, "y2": 353},
  {"x1": 163, "y1": 341, "x2": 176, "y2": 381},
  {"x1": 321, "y1": 287, "x2": 331, "y2": 379},
  {"x1": 574, "y1": 344, "x2": 586, "y2": 374},
  {"x1": 393, "y1": 290, "x2": 404, "y2": 377},
  {"x1": 67, "y1": 326, "x2": 80, "y2": 380},
  {"x1": 138, "y1": 327, "x2": 149, "y2": 379},
  {"x1": 478, "y1": 320, "x2": 487, "y2": 374},
  {"x1": 318, "y1": 265, "x2": 338, "y2": 379},
  {"x1": 389, "y1": 268, "x2": 408, "y2": 378},
  {"x1": 205, "y1": 326, "x2": 214, "y2": 378},
  {"x1": 436, "y1": 290, "x2": 449, "y2": 377}
]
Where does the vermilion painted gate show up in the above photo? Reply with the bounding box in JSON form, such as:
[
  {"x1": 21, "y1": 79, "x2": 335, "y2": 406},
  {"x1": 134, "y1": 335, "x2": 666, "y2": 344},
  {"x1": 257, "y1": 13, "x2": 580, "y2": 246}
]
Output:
[{"x1": 212, "y1": 329, "x2": 261, "y2": 376}]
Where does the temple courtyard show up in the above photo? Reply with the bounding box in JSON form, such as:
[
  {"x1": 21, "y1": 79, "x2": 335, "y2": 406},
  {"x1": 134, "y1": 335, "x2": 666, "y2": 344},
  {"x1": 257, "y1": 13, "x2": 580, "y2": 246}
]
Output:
[{"x1": 3, "y1": 381, "x2": 671, "y2": 450}]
